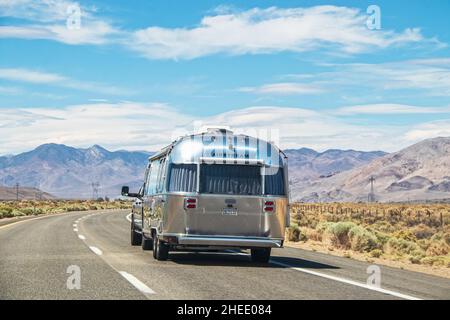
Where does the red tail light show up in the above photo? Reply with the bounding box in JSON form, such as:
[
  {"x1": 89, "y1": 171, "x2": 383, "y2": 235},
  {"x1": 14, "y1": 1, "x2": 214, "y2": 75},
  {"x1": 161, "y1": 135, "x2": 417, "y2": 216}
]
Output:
[
  {"x1": 264, "y1": 200, "x2": 275, "y2": 212},
  {"x1": 184, "y1": 198, "x2": 197, "y2": 209}
]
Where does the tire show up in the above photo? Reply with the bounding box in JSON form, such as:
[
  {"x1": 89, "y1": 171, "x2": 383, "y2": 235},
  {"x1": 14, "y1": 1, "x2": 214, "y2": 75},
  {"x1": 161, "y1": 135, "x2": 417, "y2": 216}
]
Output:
[
  {"x1": 153, "y1": 234, "x2": 169, "y2": 261},
  {"x1": 130, "y1": 214, "x2": 142, "y2": 246},
  {"x1": 141, "y1": 232, "x2": 153, "y2": 251},
  {"x1": 250, "y1": 248, "x2": 271, "y2": 263}
]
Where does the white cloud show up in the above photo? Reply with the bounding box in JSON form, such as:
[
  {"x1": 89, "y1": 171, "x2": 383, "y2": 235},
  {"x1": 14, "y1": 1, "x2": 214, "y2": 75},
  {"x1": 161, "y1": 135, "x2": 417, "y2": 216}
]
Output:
[
  {"x1": 299, "y1": 58, "x2": 450, "y2": 97},
  {"x1": 0, "y1": 3, "x2": 442, "y2": 58},
  {"x1": 0, "y1": 68, "x2": 133, "y2": 95},
  {"x1": 0, "y1": 0, "x2": 118, "y2": 45},
  {"x1": 239, "y1": 83, "x2": 323, "y2": 95},
  {"x1": 404, "y1": 120, "x2": 450, "y2": 142},
  {"x1": 0, "y1": 102, "x2": 436, "y2": 155},
  {"x1": 129, "y1": 6, "x2": 431, "y2": 60},
  {"x1": 336, "y1": 104, "x2": 450, "y2": 115},
  {"x1": 0, "y1": 102, "x2": 193, "y2": 154}
]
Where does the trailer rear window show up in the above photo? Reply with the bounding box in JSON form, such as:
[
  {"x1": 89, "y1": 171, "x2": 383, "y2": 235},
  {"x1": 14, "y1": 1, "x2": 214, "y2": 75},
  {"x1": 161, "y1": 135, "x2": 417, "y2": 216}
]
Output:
[
  {"x1": 264, "y1": 167, "x2": 285, "y2": 196},
  {"x1": 200, "y1": 164, "x2": 262, "y2": 195},
  {"x1": 168, "y1": 164, "x2": 197, "y2": 192}
]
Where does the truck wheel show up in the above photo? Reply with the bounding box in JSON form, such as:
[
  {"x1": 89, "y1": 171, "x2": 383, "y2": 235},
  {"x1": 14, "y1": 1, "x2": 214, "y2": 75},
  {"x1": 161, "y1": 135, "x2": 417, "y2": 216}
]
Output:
[
  {"x1": 141, "y1": 232, "x2": 153, "y2": 251},
  {"x1": 130, "y1": 214, "x2": 142, "y2": 246},
  {"x1": 250, "y1": 248, "x2": 271, "y2": 263},
  {"x1": 153, "y1": 236, "x2": 169, "y2": 261}
]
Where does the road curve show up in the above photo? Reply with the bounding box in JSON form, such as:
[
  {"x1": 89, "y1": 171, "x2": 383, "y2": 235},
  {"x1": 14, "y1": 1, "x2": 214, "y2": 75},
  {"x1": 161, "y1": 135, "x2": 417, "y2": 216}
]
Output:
[{"x1": 0, "y1": 209, "x2": 449, "y2": 300}]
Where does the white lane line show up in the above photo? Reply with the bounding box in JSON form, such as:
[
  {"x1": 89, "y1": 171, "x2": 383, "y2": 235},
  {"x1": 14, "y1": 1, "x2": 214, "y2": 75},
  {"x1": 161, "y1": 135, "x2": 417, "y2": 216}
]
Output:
[
  {"x1": 73, "y1": 228, "x2": 78, "y2": 232},
  {"x1": 119, "y1": 271, "x2": 155, "y2": 295},
  {"x1": 78, "y1": 235, "x2": 86, "y2": 240},
  {"x1": 73, "y1": 224, "x2": 77, "y2": 227},
  {"x1": 270, "y1": 260, "x2": 421, "y2": 300},
  {"x1": 126, "y1": 213, "x2": 132, "y2": 222},
  {"x1": 89, "y1": 246, "x2": 103, "y2": 256},
  {"x1": 229, "y1": 251, "x2": 421, "y2": 300}
]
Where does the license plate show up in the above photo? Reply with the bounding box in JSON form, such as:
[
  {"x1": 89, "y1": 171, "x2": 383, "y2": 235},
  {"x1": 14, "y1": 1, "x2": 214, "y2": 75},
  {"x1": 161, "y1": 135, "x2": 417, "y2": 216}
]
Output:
[{"x1": 222, "y1": 208, "x2": 238, "y2": 215}]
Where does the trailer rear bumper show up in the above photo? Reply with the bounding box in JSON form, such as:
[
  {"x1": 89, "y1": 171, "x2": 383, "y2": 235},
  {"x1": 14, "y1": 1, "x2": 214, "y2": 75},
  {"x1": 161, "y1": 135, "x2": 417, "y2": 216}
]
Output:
[{"x1": 175, "y1": 235, "x2": 283, "y2": 248}]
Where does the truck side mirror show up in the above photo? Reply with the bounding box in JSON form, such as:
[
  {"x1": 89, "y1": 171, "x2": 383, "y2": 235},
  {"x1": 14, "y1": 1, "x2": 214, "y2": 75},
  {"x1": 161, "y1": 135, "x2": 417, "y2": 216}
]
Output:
[{"x1": 121, "y1": 186, "x2": 129, "y2": 196}]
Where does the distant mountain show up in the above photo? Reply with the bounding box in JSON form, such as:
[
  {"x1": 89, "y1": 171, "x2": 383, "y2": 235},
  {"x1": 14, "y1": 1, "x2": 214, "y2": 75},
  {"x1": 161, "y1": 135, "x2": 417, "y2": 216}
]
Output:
[
  {"x1": 0, "y1": 186, "x2": 54, "y2": 201},
  {"x1": 285, "y1": 148, "x2": 387, "y2": 194},
  {"x1": 293, "y1": 137, "x2": 450, "y2": 202},
  {"x1": 0, "y1": 144, "x2": 152, "y2": 199}
]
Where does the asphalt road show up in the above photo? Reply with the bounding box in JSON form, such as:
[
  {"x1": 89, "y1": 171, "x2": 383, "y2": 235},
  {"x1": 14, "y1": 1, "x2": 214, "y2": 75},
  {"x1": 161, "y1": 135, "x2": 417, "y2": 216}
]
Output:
[{"x1": 0, "y1": 209, "x2": 449, "y2": 300}]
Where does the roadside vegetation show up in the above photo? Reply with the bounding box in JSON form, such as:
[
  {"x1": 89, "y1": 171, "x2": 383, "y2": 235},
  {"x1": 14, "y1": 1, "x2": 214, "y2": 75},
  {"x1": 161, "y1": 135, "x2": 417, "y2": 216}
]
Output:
[
  {"x1": 288, "y1": 203, "x2": 450, "y2": 270},
  {"x1": 0, "y1": 200, "x2": 132, "y2": 219}
]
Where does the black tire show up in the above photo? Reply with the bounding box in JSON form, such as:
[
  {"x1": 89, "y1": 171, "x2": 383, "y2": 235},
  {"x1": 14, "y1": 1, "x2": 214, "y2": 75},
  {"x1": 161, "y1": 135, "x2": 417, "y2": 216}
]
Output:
[
  {"x1": 141, "y1": 232, "x2": 153, "y2": 251},
  {"x1": 153, "y1": 234, "x2": 169, "y2": 261},
  {"x1": 250, "y1": 248, "x2": 271, "y2": 263},
  {"x1": 130, "y1": 214, "x2": 142, "y2": 246}
]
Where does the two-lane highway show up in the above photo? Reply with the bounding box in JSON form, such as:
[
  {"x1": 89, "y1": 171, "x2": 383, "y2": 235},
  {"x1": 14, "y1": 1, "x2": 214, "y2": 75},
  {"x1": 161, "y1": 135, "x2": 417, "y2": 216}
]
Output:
[{"x1": 1, "y1": 210, "x2": 449, "y2": 300}]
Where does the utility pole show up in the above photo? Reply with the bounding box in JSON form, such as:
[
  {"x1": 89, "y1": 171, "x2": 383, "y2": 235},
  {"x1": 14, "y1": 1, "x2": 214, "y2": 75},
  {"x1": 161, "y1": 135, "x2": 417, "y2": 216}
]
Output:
[
  {"x1": 15, "y1": 182, "x2": 19, "y2": 201},
  {"x1": 368, "y1": 176, "x2": 376, "y2": 203},
  {"x1": 91, "y1": 182, "x2": 100, "y2": 200}
]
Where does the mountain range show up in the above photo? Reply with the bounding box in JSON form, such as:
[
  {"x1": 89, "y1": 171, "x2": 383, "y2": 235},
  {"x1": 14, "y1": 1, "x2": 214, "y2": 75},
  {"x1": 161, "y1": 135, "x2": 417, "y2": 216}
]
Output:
[
  {"x1": 0, "y1": 144, "x2": 151, "y2": 199},
  {"x1": 292, "y1": 137, "x2": 450, "y2": 202},
  {"x1": 0, "y1": 137, "x2": 448, "y2": 202}
]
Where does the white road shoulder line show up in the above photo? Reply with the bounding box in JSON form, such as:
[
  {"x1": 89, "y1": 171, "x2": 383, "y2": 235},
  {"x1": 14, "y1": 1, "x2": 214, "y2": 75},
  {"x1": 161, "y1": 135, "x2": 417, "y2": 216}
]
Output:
[
  {"x1": 229, "y1": 250, "x2": 421, "y2": 300},
  {"x1": 78, "y1": 235, "x2": 86, "y2": 240},
  {"x1": 270, "y1": 259, "x2": 421, "y2": 300},
  {"x1": 119, "y1": 271, "x2": 155, "y2": 295},
  {"x1": 89, "y1": 246, "x2": 103, "y2": 256}
]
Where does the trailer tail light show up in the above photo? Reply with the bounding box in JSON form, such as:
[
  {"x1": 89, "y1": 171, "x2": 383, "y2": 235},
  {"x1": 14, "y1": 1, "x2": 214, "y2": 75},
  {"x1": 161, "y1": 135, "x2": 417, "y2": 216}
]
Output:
[
  {"x1": 184, "y1": 198, "x2": 197, "y2": 209},
  {"x1": 264, "y1": 200, "x2": 275, "y2": 212}
]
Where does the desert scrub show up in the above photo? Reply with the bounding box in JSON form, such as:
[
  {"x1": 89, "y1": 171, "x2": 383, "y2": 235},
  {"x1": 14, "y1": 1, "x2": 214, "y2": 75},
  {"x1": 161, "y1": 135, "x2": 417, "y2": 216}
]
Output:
[
  {"x1": 0, "y1": 200, "x2": 132, "y2": 219},
  {"x1": 287, "y1": 224, "x2": 302, "y2": 242},
  {"x1": 290, "y1": 202, "x2": 450, "y2": 268},
  {"x1": 420, "y1": 255, "x2": 450, "y2": 267},
  {"x1": 0, "y1": 206, "x2": 14, "y2": 218},
  {"x1": 319, "y1": 221, "x2": 356, "y2": 249},
  {"x1": 386, "y1": 237, "x2": 425, "y2": 257},
  {"x1": 348, "y1": 225, "x2": 379, "y2": 252}
]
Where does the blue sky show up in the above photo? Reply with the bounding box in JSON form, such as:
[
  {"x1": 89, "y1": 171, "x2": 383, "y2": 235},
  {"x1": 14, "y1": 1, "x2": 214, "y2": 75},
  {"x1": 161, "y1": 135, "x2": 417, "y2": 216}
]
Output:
[{"x1": 0, "y1": 0, "x2": 449, "y2": 154}]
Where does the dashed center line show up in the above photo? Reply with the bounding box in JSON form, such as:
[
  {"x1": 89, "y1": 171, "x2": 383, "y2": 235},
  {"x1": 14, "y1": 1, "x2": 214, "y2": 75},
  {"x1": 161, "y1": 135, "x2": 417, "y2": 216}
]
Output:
[
  {"x1": 119, "y1": 271, "x2": 155, "y2": 295},
  {"x1": 78, "y1": 235, "x2": 86, "y2": 240},
  {"x1": 73, "y1": 228, "x2": 78, "y2": 232},
  {"x1": 89, "y1": 246, "x2": 103, "y2": 256}
]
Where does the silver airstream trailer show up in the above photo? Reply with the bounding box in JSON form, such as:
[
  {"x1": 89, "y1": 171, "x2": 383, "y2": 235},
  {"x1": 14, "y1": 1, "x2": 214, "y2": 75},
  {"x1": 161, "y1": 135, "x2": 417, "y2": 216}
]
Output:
[{"x1": 122, "y1": 128, "x2": 289, "y2": 262}]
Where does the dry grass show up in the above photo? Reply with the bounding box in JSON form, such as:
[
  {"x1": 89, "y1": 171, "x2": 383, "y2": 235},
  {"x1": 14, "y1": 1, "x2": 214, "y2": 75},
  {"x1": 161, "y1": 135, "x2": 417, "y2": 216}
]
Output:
[
  {"x1": 0, "y1": 200, "x2": 132, "y2": 219},
  {"x1": 288, "y1": 203, "x2": 450, "y2": 271}
]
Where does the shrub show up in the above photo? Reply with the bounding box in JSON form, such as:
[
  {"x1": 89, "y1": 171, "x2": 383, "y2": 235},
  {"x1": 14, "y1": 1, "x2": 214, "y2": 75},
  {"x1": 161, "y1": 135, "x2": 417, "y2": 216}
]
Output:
[
  {"x1": 426, "y1": 241, "x2": 449, "y2": 256},
  {"x1": 348, "y1": 225, "x2": 379, "y2": 252},
  {"x1": 411, "y1": 224, "x2": 434, "y2": 240},
  {"x1": 420, "y1": 256, "x2": 450, "y2": 267},
  {"x1": 386, "y1": 237, "x2": 424, "y2": 256},
  {"x1": 288, "y1": 224, "x2": 301, "y2": 242},
  {"x1": 370, "y1": 249, "x2": 383, "y2": 258},
  {"x1": 323, "y1": 221, "x2": 356, "y2": 248}
]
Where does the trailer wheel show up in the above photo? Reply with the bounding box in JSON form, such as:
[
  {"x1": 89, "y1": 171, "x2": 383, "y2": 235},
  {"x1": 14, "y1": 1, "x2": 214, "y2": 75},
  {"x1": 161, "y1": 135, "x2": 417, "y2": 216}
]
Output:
[
  {"x1": 250, "y1": 248, "x2": 271, "y2": 263},
  {"x1": 130, "y1": 214, "x2": 142, "y2": 246},
  {"x1": 153, "y1": 235, "x2": 169, "y2": 261}
]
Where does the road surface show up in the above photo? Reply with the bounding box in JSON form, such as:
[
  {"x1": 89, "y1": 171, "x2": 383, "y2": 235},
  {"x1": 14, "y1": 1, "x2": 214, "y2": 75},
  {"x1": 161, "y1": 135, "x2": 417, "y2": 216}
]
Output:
[{"x1": 0, "y1": 209, "x2": 449, "y2": 300}]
